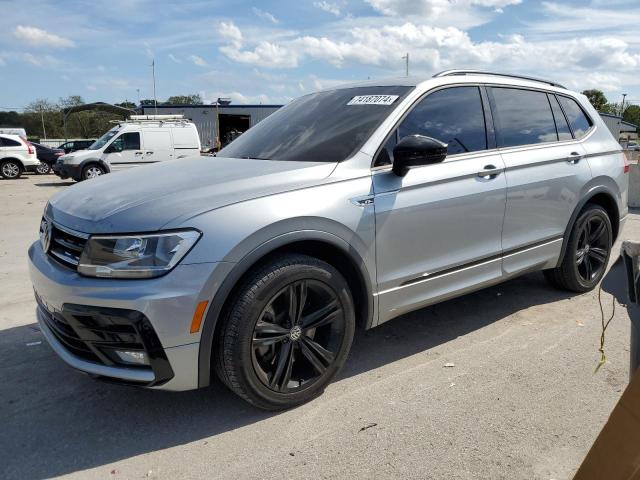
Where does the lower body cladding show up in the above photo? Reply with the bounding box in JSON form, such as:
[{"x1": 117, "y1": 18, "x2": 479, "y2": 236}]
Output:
[{"x1": 28, "y1": 241, "x2": 229, "y2": 391}]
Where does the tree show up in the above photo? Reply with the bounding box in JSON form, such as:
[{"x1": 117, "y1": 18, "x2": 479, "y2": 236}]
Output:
[
  {"x1": 58, "y1": 95, "x2": 84, "y2": 109},
  {"x1": 164, "y1": 94, "x2": 203, "y2": 105},
  {"x1": 115, "y1": 101, "x2": 137, "y2": 109},
  {"x1": 140, "y1": 99, "x2": 156, "y2": 106},
  {"x1": 623, "y1": 105, "x2": 640, "y2": 130},
  {"x1": 582, "y1": 89, "x2": 610, "y2": 112}
]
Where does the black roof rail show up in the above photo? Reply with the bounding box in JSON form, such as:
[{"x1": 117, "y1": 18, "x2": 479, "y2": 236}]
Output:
[{"x1": 432, "y1": 70, "x2": 567, "y2": 89}]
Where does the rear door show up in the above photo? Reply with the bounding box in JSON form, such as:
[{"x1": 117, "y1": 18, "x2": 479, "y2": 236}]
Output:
[
  {"x1": 103, "y1": 131, "x2": 143, "y2": 172},
  {"x1": 141, "y1": 129, "x2": 173, "y2": 163},
  {"x1": 373, "y1": 86, "x2": 507, "y2": 324},
  {"x1": 489, "y1": 87, "x2": 593, "y2": 275}
]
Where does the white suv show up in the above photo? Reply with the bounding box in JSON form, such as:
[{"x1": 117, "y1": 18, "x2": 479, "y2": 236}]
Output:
[{"x1": 0, "y1": 134, "x2": 39, "y2": 179}]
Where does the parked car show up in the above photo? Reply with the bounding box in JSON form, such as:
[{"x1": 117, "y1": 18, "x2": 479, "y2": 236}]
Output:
[
  {"x1": 54, "y1": 115, "x2": 201, "y2": 181},
  {"x1": 29, "y1": 71, "x2": 629, "y2": 410},
  {"x1": 57, "y1": 140, "x2": 95, "y2": 154},
  {"x1": 626, "y1": 141, "x2": 640, "y2": 151},
  {"x1": 32, "y1": 142, "x2": 64, "y2": 174},
  {"x1": 0, "y1": 134, "x2": 39, "y2": 179}
]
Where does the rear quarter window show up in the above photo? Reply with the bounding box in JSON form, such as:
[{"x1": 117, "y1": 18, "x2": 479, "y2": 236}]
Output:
[
  {"x1": 0, "y1": 137, "x2": 22, "y2": 147},
  {"x1": 558, "y1": 96, "x2": 593, "y2": 139}
]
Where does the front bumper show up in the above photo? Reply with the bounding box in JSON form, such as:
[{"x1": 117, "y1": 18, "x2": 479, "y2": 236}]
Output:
[
  {"x1": 28, "y1": 241, "x2": 224, "y2": 391},
  {"x1": 53, "y1": 161, "x2": 80, "y2": 179}
]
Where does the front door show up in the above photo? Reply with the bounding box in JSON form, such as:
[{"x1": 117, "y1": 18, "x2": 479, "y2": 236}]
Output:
[
  {"x1": 373, "y1": 86, "x2": 507, "y2": 324},
  {"x1": 103, "y1": 131, "x2": 143, "y2": 172}
]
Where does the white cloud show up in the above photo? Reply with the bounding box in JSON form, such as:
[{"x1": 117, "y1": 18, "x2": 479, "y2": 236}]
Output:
[
  {"x1": 203, "y1": 91, "x2": 272, "y2": 105},
  {"x1": 21, "y1": 53, "x2": 61, "y2": 68},
  {"x1": 216, "y1": 20, "x2": 640, "y2": 99},
  {"x1": 252, "y1": 7, "x2": 279, "y2": 24},
  {"x1": 86, "y1": 84, "x2": 97, "y2": 91},
  {"x1": 314, "y1": 1, "x2": 341, "y2": 16},
  {"x1": 168, "y1": 53, "x2": 181, "y2": 63},
  {"x1": 217, "y1": 21, "x2": 243, "y2": 49},
  {"x1": 365, "y1": 0, "x2": 520, "y2": 18},
  {"x1": 189, "y1": 54, "x2": 208, "y2": 67},
  {"x1": 0, "y1": 56, "x2": 5, "y2": 67},
  {"x1": 13, "y1": 25, "x2": 75, "y2": 48}
]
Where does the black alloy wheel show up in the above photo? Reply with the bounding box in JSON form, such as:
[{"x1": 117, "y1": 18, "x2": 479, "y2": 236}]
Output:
[
  {"x1": 216, "y1": 254, "x2": 355, "y2": 410},
  {"x1": 544, "y1": 204, "x2": 612, "y2": 292},
  {"x1": 251, "y1": 279, "x2": 345, "y2": 393},
  {"x1": 575, "y1": 215, "x2": 609, "y2": 283}
]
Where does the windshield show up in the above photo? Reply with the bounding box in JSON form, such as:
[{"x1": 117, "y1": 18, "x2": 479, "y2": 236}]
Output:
[
  {"x1": 217, "y1": 86, "x2": 412, "y2": 162},
  {"x1": 88, "y1": 128, "x2": 119, "y2": 150}
]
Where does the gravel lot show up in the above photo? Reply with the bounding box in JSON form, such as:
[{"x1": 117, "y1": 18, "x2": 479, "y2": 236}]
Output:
[{"x1": 0, "y1": 174, "x2": 636, "y2": 480}]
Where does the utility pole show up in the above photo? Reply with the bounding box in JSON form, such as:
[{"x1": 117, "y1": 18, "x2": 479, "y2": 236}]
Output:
[
  {"x1": 40, "y1": 106, "x2": 47, "y2": 140},
  {"x1": 402, "y1": 53, "x2": 409, "y2": 77},
  {"x1": 136, "y1": 88, "x2": 140, "y2": 107},
  {"x1": 151, "y1": 59, "x2": 158, "y2": 115},
  {"x1": 621, "y1": 93, "x2": 627, "y2": 117}
]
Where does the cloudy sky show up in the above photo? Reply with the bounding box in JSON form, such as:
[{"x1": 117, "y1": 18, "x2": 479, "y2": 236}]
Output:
[{"x1": 1, "y1": 0, "x2": 639, "y2": 108}]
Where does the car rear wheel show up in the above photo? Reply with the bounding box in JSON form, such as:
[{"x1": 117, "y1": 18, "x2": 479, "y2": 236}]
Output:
[
  {"x1": 36, "y1": 162, "x2": 51, "y2": 174},
  {"x1": 215, "y1": 254, "x2": 355, "y2": 410},
  {"x1": 544, "y1": 204, "x2": 612, "y2": 292},
  {"x1": 0, "y1": 159, "x2": 22, "y2": 179},
  {"x1": 81, "y1": 164, "x2": 105, "y2": 180}
]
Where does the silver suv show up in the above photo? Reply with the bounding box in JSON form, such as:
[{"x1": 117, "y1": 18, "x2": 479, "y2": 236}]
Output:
[{"x1": 29, "y1": 71, "x2": 629, "y2": 410}]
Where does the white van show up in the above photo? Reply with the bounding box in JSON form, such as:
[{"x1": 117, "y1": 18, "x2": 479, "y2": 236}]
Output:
[{"x1": 54, "y1": 115, "x2": 201, "y2": 181}]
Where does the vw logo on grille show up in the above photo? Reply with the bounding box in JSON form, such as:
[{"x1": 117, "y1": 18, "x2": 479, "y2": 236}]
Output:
[{"x1": 40, "y1": 218, "x2": 52, "y2": 253}]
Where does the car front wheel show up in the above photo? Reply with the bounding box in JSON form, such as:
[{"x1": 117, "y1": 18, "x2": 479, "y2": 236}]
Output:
[
  {"x1": 215, "y1": 254, "x2": 355, "y2": 410},
  {"x1": 81, "y1": 164, "x2": 105, "y2": 180},
  {"x1": 0, "y1": 159, "x2": 22, "y2": 179}
]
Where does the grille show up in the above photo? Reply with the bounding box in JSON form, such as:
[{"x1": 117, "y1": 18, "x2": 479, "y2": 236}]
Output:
[{"x1": 45, "y1": 222, "x2": 88, "y2": 270}]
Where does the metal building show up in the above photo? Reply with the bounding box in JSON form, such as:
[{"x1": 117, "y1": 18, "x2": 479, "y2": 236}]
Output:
[
  {"x1": 140, "y1": 104, "x2": 282, "y2": 149},
  {"x1": 599, "y1": 112, "x2": 637, "y2": 141}
]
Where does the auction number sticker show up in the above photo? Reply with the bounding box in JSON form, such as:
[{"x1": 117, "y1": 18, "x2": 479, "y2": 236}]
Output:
[{"x1": 347, "y1": 95, "x2": 399, "y2": 106}]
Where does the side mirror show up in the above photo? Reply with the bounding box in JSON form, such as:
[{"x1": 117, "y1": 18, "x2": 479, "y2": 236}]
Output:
[{"x1": 392, "y1": 135, "x2": 448, "y2": 176}]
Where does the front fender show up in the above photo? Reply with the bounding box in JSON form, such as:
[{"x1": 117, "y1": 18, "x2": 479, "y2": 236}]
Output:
[{"x1": 195, "y1": 228, "x2": 375, "y2": 388}]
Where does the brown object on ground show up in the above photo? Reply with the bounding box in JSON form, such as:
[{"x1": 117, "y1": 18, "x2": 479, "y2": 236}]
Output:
[{"x1": 574, "y1": 368, "x2": 640, "y2": 479}]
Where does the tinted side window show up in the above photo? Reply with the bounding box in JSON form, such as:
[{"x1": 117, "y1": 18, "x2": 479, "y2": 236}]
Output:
[
  {"x1": 1, "y1": 137, "x2": 21, "y2": 147},
  {"x1": 398, "y1": 86, "x2": 487, "y2": 155},
  {"x1": 549, "y1": 95, "x2": 572, "y2": 140},
  {"x1": 491, "y1": 88, "x2": 558, "y2": 147},
  {"x1": 111, "y1": 132, "x2": 141, "y2": 151},
  {"x1": 558, "y1": 96, "x2": 592, "y2": 139}
]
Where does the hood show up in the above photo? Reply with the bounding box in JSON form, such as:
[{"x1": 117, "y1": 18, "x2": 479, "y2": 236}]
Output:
[
  {"x1": 63, "y1": 149, "x2": 93, "y2": 161},
  {"x1": 47, "y1": 156, "x2": 336, "y2": 233}
]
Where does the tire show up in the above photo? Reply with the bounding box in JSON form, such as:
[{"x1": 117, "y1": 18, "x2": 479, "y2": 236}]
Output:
[
  {"x1": 36, "y1": 162, "x2": 51, "y2": 175},
  {"x1": 544, "y1": 204, "x2": 612, "y2": 292},
  {"x1": 81, "y1": 163, "x2": 105, "y2": 180},
  {"x1": 215, "y1": 254, "x2": 355, "y2": 410},
  {"x1": 0, "y1": 159, "x2": 22, "y2": 179}
]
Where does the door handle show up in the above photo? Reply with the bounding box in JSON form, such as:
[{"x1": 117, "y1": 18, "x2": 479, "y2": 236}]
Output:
[
  {"x1": 567, "y1": 152, "x2": 582, "y2": 164},
  {"x1": 477, "y1": 164, "x2": 501, "y2": 179},
  {"x1": 146, "y1": 151, "x2": 154, "y2": 155},
  {"x1": 134, "y1": 151, "x2": 143, "y2": 155}
]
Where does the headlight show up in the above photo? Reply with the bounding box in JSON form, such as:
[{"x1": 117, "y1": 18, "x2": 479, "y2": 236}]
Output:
[{"x1": 78, "y1": 230, "x2": 201, "y2": 279}]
